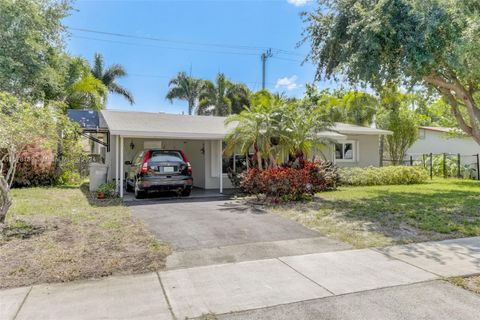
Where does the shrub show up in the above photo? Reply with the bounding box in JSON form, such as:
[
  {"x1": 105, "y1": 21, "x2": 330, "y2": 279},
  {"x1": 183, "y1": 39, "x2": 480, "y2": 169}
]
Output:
[
  {"x1": 96, "y1": 182, "x2": 117, "y2": 198},
  {"x1": 55, "y1": 170, "x2": 82, "y2": 186},
  {"x1": 240, "y1": 160, "x2": 338, "y2": 201},
  {"x1": 12, "y1": 144, "x2": 56, "y2": 187},
  {"x1": 339, "y1": 166, "x2": 429, "y2": 186},
  {"x1": 431, "y1": 155, "x2": 477, "y2": 179}
]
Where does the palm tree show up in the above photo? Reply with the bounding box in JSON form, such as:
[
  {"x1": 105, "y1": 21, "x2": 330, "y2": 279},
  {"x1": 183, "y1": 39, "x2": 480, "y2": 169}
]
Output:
[
  {"x1": 166, "y1": 72, "x2": 203, "y2": 115},
  {"x1": 66, "y1": 74, "x2": 108, "y2": 111},
  {"x1": 225, "y1": 105, "x2": 277, "y2": 170},
  {"x1": 91, "y1": 53, "x2": 134, "y2": 105},
  {"x1": 278, "y1": 102, "x2": 331, "y2": 160},
  {"x1": 198, "y1": 73, "x2": 250, "y2": 116},
  {"x1": 228, "y1": 83, "x2": 251, "y2": 114}
]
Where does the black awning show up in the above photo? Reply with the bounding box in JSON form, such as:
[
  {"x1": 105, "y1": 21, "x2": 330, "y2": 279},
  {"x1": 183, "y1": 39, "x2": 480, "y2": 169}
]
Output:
[
  {"x1": 67, "y1": 110, "x2": 110, "y2": 151},
  {"x1": 67, "y1": 109, "x2": 108, "y2": 132}
]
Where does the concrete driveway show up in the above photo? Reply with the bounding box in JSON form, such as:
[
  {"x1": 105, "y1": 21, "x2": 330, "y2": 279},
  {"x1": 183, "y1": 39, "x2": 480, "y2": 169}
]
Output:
[{"x1": 129, "y1": 199, "x2": 350, "y2": 269}]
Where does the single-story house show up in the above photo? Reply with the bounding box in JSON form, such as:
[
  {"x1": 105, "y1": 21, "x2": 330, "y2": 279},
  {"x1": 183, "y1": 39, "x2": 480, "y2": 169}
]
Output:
[
  {"x1": 406, "y1": 126, "x2": 480, "y2": 156},
  {"x1": 69, "y1": 110, "x2": 391, "y2": 197}
]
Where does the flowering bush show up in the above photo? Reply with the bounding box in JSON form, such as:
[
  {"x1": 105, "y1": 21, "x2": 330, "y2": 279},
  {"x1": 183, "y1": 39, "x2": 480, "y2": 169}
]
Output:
[
  {"x1": 12, "y1": 144, "x2": 56, "y2": 187},
  {"x1": 339, "y1": 166, "x2": 429, "y2": 186},
  {"x1": 240, "y1": 160, "x2": 338, "y2": 201}
]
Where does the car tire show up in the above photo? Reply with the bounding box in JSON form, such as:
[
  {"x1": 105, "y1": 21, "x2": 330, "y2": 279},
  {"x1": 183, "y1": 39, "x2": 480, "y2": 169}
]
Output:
[
  {"x1": 181, "y1": 188, "x2": 191, "y2": 197},
  {"x1": 134, "y1": 181, "x2": 146, "y2": 199}
]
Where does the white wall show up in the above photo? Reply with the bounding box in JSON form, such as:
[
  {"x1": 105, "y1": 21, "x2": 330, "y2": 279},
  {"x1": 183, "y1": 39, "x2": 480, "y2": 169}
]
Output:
[
  {"x1": 319, "y1": 134, "x2": 382, "y2": 167},
  {"x1": 407, "y1": 129, "x2": 480, "y2": 156},
  {"x1": 203, "y1": 140, "x2": 233, "y2": 189}
]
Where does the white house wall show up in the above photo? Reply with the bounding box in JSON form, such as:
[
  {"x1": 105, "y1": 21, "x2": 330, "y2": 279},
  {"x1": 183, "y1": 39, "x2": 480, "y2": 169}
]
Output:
[
  {"x1": 320, "y1": 134, "x2": 382, "y2": 167},
  {"x1": 204, "y1": 140, "x2": 233, "y2": 189},
  {"x1": 407, "y1": 129, "x2": 480, "y2": 156}
]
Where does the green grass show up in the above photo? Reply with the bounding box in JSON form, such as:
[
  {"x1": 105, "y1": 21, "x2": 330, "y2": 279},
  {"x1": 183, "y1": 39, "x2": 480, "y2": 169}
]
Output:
[
  {"x1": 270, "y1": 179, "x2": 480, "y2": 248},
  {"x1": 0, "y1": 184, "x2": 170, "y2": 289}
]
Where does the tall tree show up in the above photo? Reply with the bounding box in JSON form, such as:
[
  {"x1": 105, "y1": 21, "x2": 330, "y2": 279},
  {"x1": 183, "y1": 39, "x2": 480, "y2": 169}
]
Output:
[
  {"x1": 339, "y1": 91, "x2": 378, "y2": 127},
  {"x1": 377, "y1": 87, "x2": 420, "y2": 165},
  {"x1": 227, "y1": 83, "x2": 251, "y2": 114},
  {"x1": 91, "y1": 53, "x2": 134, "y2": 105},
  {"x1": 304, "y1": 0, "x2": 480, "y2": 145},
  {"x1": 198, "y1": 73, "x2": 250, "y2": 116},
  {"x1": 0, "y1": 0, "x2": 71, "y2": 101},
  {"x1": 166, "y1": 72, "x2": 204, "y2": 115},
  {"x1": 0, "y1": 92, "x2": 57, "y2": 222}
]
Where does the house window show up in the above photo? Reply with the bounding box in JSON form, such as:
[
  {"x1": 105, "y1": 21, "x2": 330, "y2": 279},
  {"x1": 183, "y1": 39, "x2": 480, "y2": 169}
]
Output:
[
  {"x1": 222, "y1": 153, "x2": 254, "y2": 174},
  {"x1": 335, "y1": 141, "x2": 356, "y2": 162}
]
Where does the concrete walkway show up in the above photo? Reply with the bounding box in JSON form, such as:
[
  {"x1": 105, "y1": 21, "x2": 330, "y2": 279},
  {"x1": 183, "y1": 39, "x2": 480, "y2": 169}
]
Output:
[{"x1": 2, "y1": 237, "x2": 480, "y2": 320}]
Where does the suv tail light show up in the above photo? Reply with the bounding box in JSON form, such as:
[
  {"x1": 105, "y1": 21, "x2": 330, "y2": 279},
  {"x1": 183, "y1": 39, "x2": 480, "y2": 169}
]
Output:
[
  {"x1": 141, "y1": 150, "x2": 151, "y2": 174},
  {"x1": 180, "y1": 151, "x2": 192, "y2": 175}
]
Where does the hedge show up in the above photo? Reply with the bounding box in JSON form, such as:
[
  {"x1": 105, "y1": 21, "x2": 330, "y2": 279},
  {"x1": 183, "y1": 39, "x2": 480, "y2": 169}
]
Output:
[{"x1": 339, "y1": 166, "x2": 429, "y2": 186}]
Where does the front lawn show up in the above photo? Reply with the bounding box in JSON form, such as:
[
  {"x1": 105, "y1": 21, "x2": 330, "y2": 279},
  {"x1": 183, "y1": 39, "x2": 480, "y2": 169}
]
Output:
[
  {"x1": 0, "y1": 184, "x2": 170, "y2": 289},
  {"x1": 269, "y1": 179, "x2": 480, "y2": 248}
]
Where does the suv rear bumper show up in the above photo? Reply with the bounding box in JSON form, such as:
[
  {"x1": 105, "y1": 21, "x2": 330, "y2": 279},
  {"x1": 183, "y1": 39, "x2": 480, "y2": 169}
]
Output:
[{"x1": 136, "y1": 176, "x2": 193, "y2": 192}]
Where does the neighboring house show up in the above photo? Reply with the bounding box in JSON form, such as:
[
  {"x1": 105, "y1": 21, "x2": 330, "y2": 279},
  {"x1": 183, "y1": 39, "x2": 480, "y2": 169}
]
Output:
[
  {"x1": 69, "y1": 110, "x2": 391, "y2": 197},
  {"x1": 407, "y1": 126, "x2": 480, "y2": 156}
]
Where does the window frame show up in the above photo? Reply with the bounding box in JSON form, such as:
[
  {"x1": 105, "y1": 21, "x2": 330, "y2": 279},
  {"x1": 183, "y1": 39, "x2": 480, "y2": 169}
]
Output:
[{"x1": 334, "y1": 140, "x2": 357, "y2": 163}]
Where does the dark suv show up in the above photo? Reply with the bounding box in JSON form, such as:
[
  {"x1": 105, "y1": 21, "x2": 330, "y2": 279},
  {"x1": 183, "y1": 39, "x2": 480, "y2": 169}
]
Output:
[{"x1": 125, "y1": 149, "x2": 193, "y2": 199}]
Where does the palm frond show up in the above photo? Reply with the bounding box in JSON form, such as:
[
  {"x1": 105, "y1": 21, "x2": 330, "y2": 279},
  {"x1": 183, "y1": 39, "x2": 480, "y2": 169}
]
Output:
[
  {"x1": 102, "y1": 64, "x2": 127, "y2": 86},
  {"x1": 108, "y1": 82, "x2": 135, "y2": 105},
  {"x1": 92, "y1": 53, "x2": 104, "y2": 79}
]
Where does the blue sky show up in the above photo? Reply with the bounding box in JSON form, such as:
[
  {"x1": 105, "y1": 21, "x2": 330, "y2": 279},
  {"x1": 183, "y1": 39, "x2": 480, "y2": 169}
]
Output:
[{"x1": 65, "y1": 0, "x2": 336, "y2": 114}]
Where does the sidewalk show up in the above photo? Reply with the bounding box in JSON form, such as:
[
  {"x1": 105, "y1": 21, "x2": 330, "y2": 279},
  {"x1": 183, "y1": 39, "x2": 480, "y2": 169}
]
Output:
[{"x1": 2, "y1": 237, "x2": 480, "y2": 320}]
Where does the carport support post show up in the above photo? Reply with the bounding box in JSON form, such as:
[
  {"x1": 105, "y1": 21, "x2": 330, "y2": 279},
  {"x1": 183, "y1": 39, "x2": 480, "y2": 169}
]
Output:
[
  {"x1": 120, "y1": 136, "x2": 124, "y2": 198},
  {"x1": 219, "y1": 140, "x2": 223, "y2": 194},
  {"x1": 116, "y1": 135, "x2": 119, "y2": 192}
]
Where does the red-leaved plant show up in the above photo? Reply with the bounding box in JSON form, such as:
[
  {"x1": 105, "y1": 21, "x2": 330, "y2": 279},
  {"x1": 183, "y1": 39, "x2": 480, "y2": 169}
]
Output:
[{"x1": 240, "y1": 160, "x2": 338, "y2": 201}]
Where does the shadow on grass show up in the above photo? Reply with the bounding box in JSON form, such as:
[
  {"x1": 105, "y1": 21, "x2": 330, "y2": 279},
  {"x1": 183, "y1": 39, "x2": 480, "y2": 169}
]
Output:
[{"x1": 309, "y1": 188, "x2": 480, "y2": 240}]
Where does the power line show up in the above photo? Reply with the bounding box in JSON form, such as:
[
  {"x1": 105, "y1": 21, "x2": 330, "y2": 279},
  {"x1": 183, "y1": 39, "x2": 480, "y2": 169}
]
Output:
[
  {"x1": 68, "y1": 27, "x2": 305, "y2": 57},
  {"x1": 128, "y1": 72, "x2": 275, "y2": 86},
  {"x1": 71, "y1": 35, "x2": 261, "y2": 56}
]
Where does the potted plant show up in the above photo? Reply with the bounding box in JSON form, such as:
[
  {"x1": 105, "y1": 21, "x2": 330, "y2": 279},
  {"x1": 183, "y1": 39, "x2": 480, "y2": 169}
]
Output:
[{"x1": 96, "y1": 182, "x2": 117, "y2": 199}]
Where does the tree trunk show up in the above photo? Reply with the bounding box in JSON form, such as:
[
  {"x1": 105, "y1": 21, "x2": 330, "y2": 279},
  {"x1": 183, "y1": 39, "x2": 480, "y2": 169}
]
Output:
[
  {"x1": 0, "y1": 176, "x2": 12, "y2": 224},
  {"x1": 256, "y1": 152, "x2": 263, "y2": 171},
  {"x1": 269, "y1": 154, "x2": 277, "y2": 168},
  {"x1": 423, "y1": 75, "x2": 480, "y2": 145}
]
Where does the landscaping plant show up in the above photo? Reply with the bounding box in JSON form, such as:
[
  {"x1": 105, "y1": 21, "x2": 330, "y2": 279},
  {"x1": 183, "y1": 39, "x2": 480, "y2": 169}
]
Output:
[
  {"x1": 240, "y1": 160, "x2": 338, "y2": 201},
  {"x1": 339, "y1": 166, "x2": 429, "y2": 186},
  {"x1": 96, "y1": 182, "x2": 117, "y2": 199}
]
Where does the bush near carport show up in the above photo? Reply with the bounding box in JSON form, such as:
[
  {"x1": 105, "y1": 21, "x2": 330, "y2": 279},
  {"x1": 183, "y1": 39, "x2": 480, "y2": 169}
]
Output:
[{"x1": 240, "y1": 160, "x2": 338, "y2": 201}]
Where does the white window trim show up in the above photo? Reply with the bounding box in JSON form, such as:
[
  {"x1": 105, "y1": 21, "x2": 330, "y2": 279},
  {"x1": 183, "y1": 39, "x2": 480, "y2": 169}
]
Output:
[{"x1": 334, "y1": 140, "x2": 357, "y2": 163}]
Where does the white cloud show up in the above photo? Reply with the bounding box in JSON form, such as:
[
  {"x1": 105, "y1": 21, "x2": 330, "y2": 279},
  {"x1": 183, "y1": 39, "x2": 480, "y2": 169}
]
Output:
[
  {"x1": 287, "y1": 0, "x2": 312, "y2": 6},
  {"x1": 275, "y1": 75, "x2": 300, "y2": 91}
]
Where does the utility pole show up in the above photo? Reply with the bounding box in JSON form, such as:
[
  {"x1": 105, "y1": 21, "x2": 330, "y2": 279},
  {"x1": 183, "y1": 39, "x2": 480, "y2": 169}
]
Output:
[{"x1": 261, "y1": 49, "x2": 273, "y2": 90}]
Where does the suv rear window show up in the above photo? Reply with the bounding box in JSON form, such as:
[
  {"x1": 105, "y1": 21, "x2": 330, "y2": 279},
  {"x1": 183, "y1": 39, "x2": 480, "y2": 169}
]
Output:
[{"x1": 149, "y1": 150, "x2": 184, "y2": 162}]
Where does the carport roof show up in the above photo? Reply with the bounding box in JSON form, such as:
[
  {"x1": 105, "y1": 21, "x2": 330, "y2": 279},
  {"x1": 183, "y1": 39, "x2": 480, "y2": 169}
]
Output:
[
  {"x1": 100, "y1": 110, "x2": 390, "y2": 139},
  {"x1": 101, "y1": 110, "x2": 235, "y2": 139}
]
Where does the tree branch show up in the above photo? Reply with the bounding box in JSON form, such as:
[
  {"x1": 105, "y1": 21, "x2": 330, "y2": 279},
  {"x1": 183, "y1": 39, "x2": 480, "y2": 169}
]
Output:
[{"x1": 424, "y1": 75, "x2": 480, "y2": 142}]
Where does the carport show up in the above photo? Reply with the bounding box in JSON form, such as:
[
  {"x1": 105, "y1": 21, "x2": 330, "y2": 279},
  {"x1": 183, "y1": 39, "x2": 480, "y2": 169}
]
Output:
[{"x1": 100, "y1": 110, "x2": 236, "y2": 198}]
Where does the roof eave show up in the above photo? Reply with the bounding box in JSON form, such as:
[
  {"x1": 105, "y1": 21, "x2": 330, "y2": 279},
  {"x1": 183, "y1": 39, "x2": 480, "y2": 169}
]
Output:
[{"x1": 109, "y1": 130, "x2": 226, "y2": 140}]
